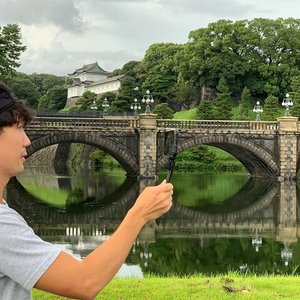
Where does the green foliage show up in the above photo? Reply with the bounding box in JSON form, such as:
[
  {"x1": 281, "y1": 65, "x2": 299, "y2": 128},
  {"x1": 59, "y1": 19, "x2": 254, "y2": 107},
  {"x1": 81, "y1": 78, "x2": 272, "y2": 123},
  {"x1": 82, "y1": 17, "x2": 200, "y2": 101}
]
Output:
[
  {"x1": 110, "y1": 76, "x2": 138, "y2": 112},
  {"x1": 174, "y1": 145, "x2": 245, "y2": 173},
  {"x1": 6, "y1": 73, "x2": 41, "y2": 108},
  {"x1": 76, "y1": 90, "x2": 98, "y2": 111},
  {"x1": 153, "y1": 103, "x2": 174, "y2": 119},
  {"x1": 214, "y1": 77, "x2": 232, "y2": 120},
  {"x1": 172, "y1": 80, "x2": 199, "y2": 110},
  {"x1": 0, "y1": 24, "x2": 26, "y2": 79},
  {"x1": 109, "y1": 61, "x2": 141, "y2": 79},
  {"x1": 30, "y1": 73, "x2": 66, "y2": 96},
  {"x1": 177, "y1": 146, "x2": 216, "y2": 163},
  {"x1": 196, "y1": 100, "x2": 215, "y2": 120},
  {"x1": 95, "y1": 92, "x2": 117, "y2": 113},
  {"x1": 290, "y1": 76, "x2": 300, "y2": 118},
  {"x1": 141, "y1": 43, "x2": 183, "y2": 102},
  {"x1": 90, "y1": 150, "x2": 107, "y2": 168},
  {"x1": 5, "y1": 72, "x2": 66, "y2": 110},
  {"x1": 262, "y1": 95, "x2": 281, "y2": 121},
  {"x1": 178, "y1": 18, "x2": 300, "y2": 98},
  {"x1": 38, "y1": 85, "x2": 67, "y2": 111},
  {"x1": 237, "y1": 87, "x2": 252, "y2": 120}
]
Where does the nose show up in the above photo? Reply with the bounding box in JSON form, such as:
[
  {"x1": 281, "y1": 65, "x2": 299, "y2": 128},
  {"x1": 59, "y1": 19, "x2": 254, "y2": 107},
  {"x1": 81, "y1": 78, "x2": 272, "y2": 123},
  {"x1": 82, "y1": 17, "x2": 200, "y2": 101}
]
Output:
[{"x1": 23, "y1": 131, "x2": 31, "y2": 147}]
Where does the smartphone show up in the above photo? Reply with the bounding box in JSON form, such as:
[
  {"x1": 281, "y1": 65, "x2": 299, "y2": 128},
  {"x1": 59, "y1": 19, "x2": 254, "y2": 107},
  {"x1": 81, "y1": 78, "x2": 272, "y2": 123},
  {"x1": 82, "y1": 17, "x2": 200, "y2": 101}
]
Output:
[{"x1": 164, "y1": 129, "x2": 179, "y2": 183}]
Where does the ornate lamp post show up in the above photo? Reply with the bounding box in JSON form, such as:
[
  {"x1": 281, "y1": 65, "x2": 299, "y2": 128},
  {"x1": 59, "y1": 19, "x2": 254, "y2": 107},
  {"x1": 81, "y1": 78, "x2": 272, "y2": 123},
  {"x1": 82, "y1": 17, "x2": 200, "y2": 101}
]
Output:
[
  {"x1": 252, "y1": 236, "x2": 262, "y2": 252},
  {"x1": 102, "y1": 97, "x2": 110, "y2": 116},
  {"x1": 282, "y1": 93, "x2": 293, "y2": 116},
  {"x1": 142, "y1": 90, "x2": 154, "y2": 113},
  {"x1": 281, "y1": 243, "x2": 293, "y2": 266},
  {"x1": 130, "y1": 98, "x2": 141, "y2": 118},
  {"x1": 139, "y1": 242, "x2": 152, "y2": 267},
  {"x1": 90, "y1": 99, "x2": 98, "y2": 111},
  {"x1": 253, "y1": 101, "x2": 263, "y2": 121}
]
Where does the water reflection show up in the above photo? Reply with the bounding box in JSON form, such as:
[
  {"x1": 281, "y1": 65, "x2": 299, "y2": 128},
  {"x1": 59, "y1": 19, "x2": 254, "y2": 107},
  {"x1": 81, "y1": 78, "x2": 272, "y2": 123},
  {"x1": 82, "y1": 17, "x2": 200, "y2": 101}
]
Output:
[{"x1": 5, "y1": 167, "x2": 300, "y2": 276}]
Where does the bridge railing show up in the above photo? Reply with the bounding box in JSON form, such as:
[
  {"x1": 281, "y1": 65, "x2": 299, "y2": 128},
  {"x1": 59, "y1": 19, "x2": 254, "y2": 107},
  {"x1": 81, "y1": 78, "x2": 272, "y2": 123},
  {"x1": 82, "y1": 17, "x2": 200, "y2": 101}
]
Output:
[
  {"x1": 27, "y1": 116, "x2": 279, "y2": 132},
  {"x1": 157, "y1": 119, "x2": 278, "y2": 131},
  {"x1": 27, "y1": 116, "x2": 139, "y2": 130}
]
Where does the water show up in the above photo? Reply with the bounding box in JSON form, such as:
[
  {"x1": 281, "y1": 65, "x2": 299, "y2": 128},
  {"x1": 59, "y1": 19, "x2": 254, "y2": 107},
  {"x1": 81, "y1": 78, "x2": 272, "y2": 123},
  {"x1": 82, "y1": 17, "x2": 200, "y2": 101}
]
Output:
[{"x1": 5, "y1": 165, "x2": 300, "y2": 277}]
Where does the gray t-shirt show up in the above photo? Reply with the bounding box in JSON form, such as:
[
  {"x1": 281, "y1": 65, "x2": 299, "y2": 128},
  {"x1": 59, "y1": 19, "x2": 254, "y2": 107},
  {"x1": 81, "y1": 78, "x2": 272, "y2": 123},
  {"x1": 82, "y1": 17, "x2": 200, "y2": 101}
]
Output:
[{"x1": 0, "y1": 202, "x2": 61, "y2": 300}]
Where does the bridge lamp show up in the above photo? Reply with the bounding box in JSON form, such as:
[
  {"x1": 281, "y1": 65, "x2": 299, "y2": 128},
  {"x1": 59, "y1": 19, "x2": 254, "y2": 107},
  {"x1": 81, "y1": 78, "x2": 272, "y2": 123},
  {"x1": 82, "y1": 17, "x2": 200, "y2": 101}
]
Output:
[
  {"x1": 90, "y1": 99, "x2": 98, "y2": 110},
  {"x1": 139, "y1": 242, "x2": 153, "y2": 267},
  {"x1": 102, "y1": 97, "x2": 110, "y2": 116},
  {"x1": 281, "y1": 243, "x2": 293, "y2": 266},
  {"x1": 282, "y1": 93, "x2": 293, "y2": 116},
  {"x1": 142, "y1": 90, "x2": 154, "y2": 114},
  {"x1": 130, "y1": 98, "x2": 141, "y2": 118},
  {"x1": 253, "y1": 101, "x2": 263, "y2": 121},
  {"x1": 252, "y1": 236, "x2": 262, "y2": 252}
]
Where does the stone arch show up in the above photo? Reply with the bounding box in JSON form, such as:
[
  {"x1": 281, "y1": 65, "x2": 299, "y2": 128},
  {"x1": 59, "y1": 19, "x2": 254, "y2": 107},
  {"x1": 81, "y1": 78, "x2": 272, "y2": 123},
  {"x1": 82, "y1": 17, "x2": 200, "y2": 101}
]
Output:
[
  {"x1": 157, "y1": 134, "x2": 279, "y2": 177},
  {"x1": 27, "y1": 132, "x2": 139, "y2": 176}
]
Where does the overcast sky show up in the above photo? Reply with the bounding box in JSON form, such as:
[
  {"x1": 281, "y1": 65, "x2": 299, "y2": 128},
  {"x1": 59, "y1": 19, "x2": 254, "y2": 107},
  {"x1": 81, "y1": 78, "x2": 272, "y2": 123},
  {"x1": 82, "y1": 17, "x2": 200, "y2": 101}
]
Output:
[{"x1": 0, "y1": 0, "x2": 299, "y2": 76}]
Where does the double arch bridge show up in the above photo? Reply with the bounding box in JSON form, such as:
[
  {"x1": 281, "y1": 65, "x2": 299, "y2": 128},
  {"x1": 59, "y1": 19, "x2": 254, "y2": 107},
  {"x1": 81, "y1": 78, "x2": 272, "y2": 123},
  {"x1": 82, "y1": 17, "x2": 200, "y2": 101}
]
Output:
[{"x1": 25, "y1": 114, "x2": 300, "y2": 180}]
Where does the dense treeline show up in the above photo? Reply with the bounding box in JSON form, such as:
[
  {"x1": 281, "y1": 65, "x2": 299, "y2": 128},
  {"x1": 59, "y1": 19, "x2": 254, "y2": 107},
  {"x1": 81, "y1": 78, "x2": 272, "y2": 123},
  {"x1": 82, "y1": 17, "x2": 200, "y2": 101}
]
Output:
[{"x1": 1, "y1": 18, "x2": 300, "y2": 120}]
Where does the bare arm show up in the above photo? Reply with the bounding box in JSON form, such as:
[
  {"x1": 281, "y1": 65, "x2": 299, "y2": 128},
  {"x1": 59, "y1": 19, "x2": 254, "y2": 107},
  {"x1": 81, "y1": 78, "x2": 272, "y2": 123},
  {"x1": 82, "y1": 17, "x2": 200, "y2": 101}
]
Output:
[{"x1": 34, "y1": 180, "x2": 173, "y2": 300}]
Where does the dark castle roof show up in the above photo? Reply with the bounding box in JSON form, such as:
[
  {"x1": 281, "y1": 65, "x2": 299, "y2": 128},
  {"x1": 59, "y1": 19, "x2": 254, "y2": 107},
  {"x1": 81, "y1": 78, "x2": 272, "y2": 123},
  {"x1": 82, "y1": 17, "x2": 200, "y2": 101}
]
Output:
[{"x1": 68, "y1": 62, "x2": 110, "y2": 76}]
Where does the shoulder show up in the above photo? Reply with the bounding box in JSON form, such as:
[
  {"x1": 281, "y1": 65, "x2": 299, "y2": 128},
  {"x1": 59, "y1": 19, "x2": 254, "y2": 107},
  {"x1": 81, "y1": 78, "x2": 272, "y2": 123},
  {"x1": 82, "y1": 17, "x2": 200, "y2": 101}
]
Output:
[{"x1": 0, "y1": 205, "x2": 27, "y2": 225}]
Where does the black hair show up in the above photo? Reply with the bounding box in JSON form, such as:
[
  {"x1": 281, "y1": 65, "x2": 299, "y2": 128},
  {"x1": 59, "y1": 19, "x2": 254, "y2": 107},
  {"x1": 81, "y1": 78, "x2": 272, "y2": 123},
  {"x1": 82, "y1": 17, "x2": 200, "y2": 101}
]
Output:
[{"x1": 0, "y1": 82, "x2": 34, "y2": 128}]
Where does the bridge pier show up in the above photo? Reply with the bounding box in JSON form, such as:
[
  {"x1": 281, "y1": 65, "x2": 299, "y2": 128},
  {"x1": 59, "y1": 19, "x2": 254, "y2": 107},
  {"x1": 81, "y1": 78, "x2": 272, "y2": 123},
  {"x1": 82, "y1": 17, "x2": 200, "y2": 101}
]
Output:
[
  {"x1": 138, "y1": 114, "x2": 158, "y2": 178},
  {"x1": 276, "y1": 181, "x2": 297, "y2": 244},
  {"x1": 277, "y1": 117, "x2": 298, "y2": 181}
]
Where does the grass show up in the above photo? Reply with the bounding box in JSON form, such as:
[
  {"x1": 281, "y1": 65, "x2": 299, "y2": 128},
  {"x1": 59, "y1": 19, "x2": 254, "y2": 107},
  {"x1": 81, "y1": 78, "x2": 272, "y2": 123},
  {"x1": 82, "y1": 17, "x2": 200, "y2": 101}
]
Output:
[
  {"x1": 32, "y1": 274, "x2": 300, "y2": 299},
  {"x1": 174, "y1": 108, "x2": 198, "y2": 120}
]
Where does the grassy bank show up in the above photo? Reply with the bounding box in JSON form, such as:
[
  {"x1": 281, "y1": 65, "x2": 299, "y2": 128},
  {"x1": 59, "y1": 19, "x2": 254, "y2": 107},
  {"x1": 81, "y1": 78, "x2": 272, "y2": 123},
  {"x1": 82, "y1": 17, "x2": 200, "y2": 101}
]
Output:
[{"x1": 33, "y1": 274, "x2": 300, "y2": 299}]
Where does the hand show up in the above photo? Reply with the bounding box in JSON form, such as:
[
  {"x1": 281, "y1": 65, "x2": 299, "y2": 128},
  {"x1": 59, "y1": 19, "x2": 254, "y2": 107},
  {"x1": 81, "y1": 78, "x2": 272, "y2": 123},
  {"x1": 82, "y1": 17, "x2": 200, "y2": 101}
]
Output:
[{"x1": 131, "y1": 180, "x2": 173, "y2": 223}]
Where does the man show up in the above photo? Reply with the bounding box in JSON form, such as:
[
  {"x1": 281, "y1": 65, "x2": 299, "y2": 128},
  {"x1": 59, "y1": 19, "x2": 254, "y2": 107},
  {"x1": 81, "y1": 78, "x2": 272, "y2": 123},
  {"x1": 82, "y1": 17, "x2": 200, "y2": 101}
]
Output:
[{"x1": 0, "y1": 82, "x2": 173, "y2": 300}]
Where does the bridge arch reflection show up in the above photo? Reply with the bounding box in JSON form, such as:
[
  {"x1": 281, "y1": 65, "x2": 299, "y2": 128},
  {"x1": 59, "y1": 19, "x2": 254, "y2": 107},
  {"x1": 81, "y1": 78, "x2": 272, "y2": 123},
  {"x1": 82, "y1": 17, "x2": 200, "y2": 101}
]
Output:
[
  {"x1": 6, "y1": 176, "x2": 138, "y2": 226},
  {"x1": 6, "y1": 176, "x2": 285, "y2": 240}
]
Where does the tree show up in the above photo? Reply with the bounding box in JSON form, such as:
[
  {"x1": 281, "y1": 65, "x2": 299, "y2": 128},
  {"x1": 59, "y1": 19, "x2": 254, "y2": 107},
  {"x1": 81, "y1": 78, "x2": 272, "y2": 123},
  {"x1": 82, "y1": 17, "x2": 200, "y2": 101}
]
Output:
[
  {"x1": 197, "y1": 100, "x2": 215, "y2": 120},
  {"x1": 153, "y1": 103, "x2": 174, "y2": 119},
  {"x1": 236, "y1": 87, "x2": 252, "y2": 120},
  {"x1": 172, "y1": 79, "x2": 199, "y2": 110},
  {"x1": 110, "y1": 76, "x2": 137, "y2": 112},
  {"x1": 75, "y1": 91, "x2": 97, "y2": 111},
  {"x1": 38, "y1": 85, "x2": 67, "y2": 111},
  {"x1": 263, "y1": 95, "x2": 281, "y2": 121},
  {"x1": 0, "y1": 24, "x2": 26, "y2": 79},
  {"x1": 141, "y1": 43, "x2": 183, "y2": 102},
  {"x1": 178, "y1": 18, "x2": 300, "y2": 99},
  {"x1": 30, "y1": 73, "x2": 66, "y2": 96},
  {"x1": 7, "y1": 73, "x2": 41, "y2": 108},
  {"x1": 214, "y1": 77, "x2": 232, "y2": 120},
  {"x1": 98, "y1": 92, "x2": 117, "y2": 112},
  {"x1": 290, "y1": 76, "x2": 300, "y2": 118}
]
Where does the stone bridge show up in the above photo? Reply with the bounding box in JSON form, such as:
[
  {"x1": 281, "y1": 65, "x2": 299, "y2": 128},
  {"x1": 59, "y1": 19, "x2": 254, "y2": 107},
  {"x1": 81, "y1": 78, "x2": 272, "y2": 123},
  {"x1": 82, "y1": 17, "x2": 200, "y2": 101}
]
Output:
[{"x1": 25, "y1": 114, "x2": 300, "y2": 180}]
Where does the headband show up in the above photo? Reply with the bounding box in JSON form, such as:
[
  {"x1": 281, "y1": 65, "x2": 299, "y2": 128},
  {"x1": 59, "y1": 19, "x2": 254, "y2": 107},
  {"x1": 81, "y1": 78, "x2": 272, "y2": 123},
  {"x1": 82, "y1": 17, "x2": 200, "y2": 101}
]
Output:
[{"x1": 0, "y1": 91, "x2": 15, "y2": 114}]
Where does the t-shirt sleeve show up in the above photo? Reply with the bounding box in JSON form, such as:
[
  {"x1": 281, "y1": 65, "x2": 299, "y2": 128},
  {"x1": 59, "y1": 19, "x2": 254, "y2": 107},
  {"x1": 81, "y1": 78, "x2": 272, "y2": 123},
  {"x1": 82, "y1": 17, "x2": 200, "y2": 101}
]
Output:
[{"x1": 0, "y1": 210, "x2": 62, "y2": 290}]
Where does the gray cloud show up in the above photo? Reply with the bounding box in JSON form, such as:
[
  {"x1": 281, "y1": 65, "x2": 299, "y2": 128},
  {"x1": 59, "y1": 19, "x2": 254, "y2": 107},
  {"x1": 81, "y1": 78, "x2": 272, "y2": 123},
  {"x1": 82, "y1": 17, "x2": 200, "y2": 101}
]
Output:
[
  {"x1": 2, "y1": 0, "x2": 300, "y2": 75},
  {"x1": 20, "y1": 45, "x2": 141, "y2": 76},
  {"x1": 158, "y1": 0, "x2": 255, "y2": 17},
  {"x1": 0, "y1": 0, "x2": 86, "y2": 32}
]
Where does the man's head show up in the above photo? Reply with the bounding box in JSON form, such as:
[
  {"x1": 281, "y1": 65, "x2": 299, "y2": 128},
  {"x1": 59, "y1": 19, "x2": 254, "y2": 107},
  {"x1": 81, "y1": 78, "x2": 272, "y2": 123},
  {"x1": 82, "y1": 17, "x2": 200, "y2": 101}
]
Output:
[
  {"x1": 0, "y1": 82, "x2": 34, "y2": 129},
  {"x1": 0, "y1": 82, "x2": 34, "y2": 181}
]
